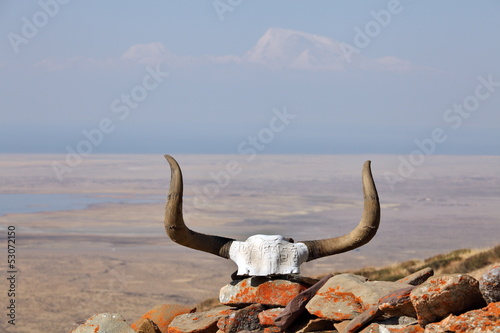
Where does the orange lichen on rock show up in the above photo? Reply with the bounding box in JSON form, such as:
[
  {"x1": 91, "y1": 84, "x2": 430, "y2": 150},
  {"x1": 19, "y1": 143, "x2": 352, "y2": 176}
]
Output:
[
  {"x1": 219, "y1": 278, "x2": 307, "y2": 307},
  {"x1": 131, "y1": 304, "x2": 196, "y2": 332},
  {"x1": 258, "y1": 308, "x2": 284, "y2": 326},
  {"x1": 424, "y1": 302, "x2": 500, "y2": 332}
]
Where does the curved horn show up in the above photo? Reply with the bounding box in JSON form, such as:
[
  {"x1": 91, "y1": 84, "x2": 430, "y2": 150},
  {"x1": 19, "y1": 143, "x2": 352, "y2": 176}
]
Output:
[
  {"x1": 164, "y1": 155, "x2": 234, "y2": 258},
  {"x1": 300, "y1": 160, "x2": 380, "y2": 261}
]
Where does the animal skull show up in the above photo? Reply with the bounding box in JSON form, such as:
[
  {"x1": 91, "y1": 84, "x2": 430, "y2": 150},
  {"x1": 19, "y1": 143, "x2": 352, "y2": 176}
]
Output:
[
  {"x1": 229, "y1": 235, "x2": 309, "y2": 276},
  {"x1": 163, "y1": 155, "x2": 380, "y2": 276}
]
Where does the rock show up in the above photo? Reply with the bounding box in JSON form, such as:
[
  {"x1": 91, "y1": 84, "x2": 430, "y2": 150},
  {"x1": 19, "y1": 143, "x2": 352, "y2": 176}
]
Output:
[
  {"x1": 137, "y1": 318, "x2": 162, "y2": 333},
  {"x1": 258, "y1": 308, "x2": 284, "y2": 327},
  {"x1": 397, "y1": 267, "x2": 434, "y2": 286},
  {"x1": 70, "y1": 313, "x2": 135, "y2": 333},
  {"x1": 263, "y1": 327, "x2": 282, "y2": 333},
  {"x1": 273, "y1": 274, "x2": 333, "y2": 329},
  {"x1": 342, "y1": 269, "x2": 432, "y2": 333},
  {"x1": 410, "y1": 274, "x2": 486, "y2": 327},
  {"x1": 305, "y1": 274, "x2": 411, "y2": 321},
  {"x1": 217, "y1": 304, "x2": 264, "y2": 333},
  {"x1": 378, "y1": 286, "x2": 416, "y2": 317},
  {"x1": 292, "y1": 318, "x2": 336, "y2": 333},
  {"x1": 334, "y1": 320, "x2": 351, "y2": 333},
  {"x1": 358, "y1": 323, "x2": 424, "y2": 332},
  {"x1": 219, "y1": 277, "x2": 307, "y2": 307},
  {"x1": 424, "y1": 301, "x2": 500, "y2": 332},
  {"x1": 479, "y1": 264, "x2": 500, "y2": 303},
  {"x1": 131, "y1": 304, "x2": 196, "y2": 333},
  {"x1": 167, "y1": 306, "x2": 235, "y2": 333},
  {"x1": 343, "y1": 306, "x2": 383, "y2": 333}
]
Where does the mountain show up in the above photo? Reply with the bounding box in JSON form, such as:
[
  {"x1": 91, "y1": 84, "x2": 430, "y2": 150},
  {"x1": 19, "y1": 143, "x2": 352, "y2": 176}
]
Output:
[
  {"x1": 116, "y1": 27, "x2": 412, "y2": 72},
  {"x1": 243, "y1": 27, "x2": 347, "y2": 71}
]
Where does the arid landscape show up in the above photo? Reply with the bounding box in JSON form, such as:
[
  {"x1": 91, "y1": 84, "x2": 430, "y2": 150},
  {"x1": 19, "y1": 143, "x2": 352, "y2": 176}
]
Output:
[{"x1": 0, "y1": 154, "x2": 499, "y2": 333}]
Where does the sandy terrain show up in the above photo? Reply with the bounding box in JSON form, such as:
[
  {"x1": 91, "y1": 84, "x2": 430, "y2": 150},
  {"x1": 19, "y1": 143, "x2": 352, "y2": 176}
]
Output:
[{"x1": 0, "y1": 154, "x2": 499, "y2": 332}]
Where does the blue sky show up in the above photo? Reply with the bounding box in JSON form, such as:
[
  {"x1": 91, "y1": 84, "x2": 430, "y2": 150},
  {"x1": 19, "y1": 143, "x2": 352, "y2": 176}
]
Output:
[{"x1": 1, "y1": 1, "x2": 499, "y2": 154}]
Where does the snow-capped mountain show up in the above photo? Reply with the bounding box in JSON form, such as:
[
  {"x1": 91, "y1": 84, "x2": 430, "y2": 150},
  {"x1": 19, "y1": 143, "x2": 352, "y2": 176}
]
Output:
[
  {"x1": 57, "y1": 27, "x2": 410, "y2": 73},
  {"x1": 243, "y1": 27, "x2": 347, "y2": 71}
]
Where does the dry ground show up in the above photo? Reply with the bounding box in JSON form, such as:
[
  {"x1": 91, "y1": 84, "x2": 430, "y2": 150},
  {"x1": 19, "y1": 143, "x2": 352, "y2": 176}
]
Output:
[{"x1": 0, "y1": 154, "x2": 499, "y2": 332}]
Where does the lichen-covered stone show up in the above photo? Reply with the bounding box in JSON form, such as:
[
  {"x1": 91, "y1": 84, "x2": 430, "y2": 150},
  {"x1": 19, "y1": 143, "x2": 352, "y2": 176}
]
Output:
[
  {"x1": 258, "y1": 308, "x2": 284, "y2": 327},
  {"x1": 217, "y1": 304, "x2": 264, "y2": 333},
  {"x1": 358, "y1": 323, "x2": 424, "y2": 332},
  {"x1": 479, "y1": 265, "x2": 500, "y2": 304},
  {"x1": 219, "y1": 277, "x2": 307, "y2": 307},
  {"x1": 378, "y1": 286, "x2": 416, "y2": 317},
  {"x1": 343, "y1": 305, "x2": 383, "y2": 333},
  {"x1": 424, "y1": 301, "x2": 500, "y2": 332},
  {"x1": 71, "y1": 313, "x2": 135, "y2": 333},
  {"x1": 273, "y1": 274, "x2": 333, "y2": 329},
  {"x1": 167, "y1": 306, "x2": 235, "y2": 333},
  {"x1": 410, "y1": 274, "x2": 486, "y2": 327},
  {"x1": 305, "y1": 274, "x2": 411, "y2": 321},
  {"x1": 131, "y1": 304, "x2": 195, "y2": 333}
]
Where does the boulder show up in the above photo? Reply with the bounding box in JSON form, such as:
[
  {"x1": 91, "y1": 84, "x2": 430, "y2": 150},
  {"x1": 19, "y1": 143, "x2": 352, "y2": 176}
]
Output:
[
  {"x1": 70, "y1": 313, "x2": 135, "y2": 333},
  {"x1": 167, "y1": 306, "x2": 235, "y2": 333},
  {"x1": 131, "y1": 304, "x2": 196, "y2": 333},
  {"x1": 358, "y1": 323, "x2": 424, "y2": 332},
  {"x1": 424, "y1": 301, "x2": 500, "y2": 332},
  {"x1": 219, "y1": 277, "x2": 307, "y2": 307},
  {"x1": 479, "y1": 264, "x2": 500, "y2": 303},
  {"x1": 273, "y1": 274, "x2": 333, "y2": 329},
  {"x1": 291, "y1": 318, "x2": 335, "y2": 333},
  {"x1": 217, "y1": 304, "x2": 264, "y2": 333},
  {"x1": 137, "y1": 318, "x2": 162, "y2": 333},
  {"x1": 305, "y1": 274, "x2": 411, "y2": 321},
  {"x1": 378, "y1": 286, "x2": 416, "y2": 317},
  {"x1": 258, "y1": 308, "x2": 284, "y2": 327},
  {"x1": 342, "y1": 306, "x2": 383, "y2": 333},
  {"x1": 410, "y1": 274, "x2": 486, "y2": 327},
  {"x1": 397, "y1": 267, "x2": 434, "y2": 286}
]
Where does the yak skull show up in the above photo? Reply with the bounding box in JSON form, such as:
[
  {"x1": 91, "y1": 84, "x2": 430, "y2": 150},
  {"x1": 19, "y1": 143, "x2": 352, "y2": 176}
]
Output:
[{"x1": 163, "y1": 155, "x2": 380, "y2": 277}]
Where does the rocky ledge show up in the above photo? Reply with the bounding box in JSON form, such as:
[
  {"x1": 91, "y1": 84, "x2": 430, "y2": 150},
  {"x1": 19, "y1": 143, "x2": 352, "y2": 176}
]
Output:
[{"x1": 70, "y1": 265, "x2": 500, "y2": 333}]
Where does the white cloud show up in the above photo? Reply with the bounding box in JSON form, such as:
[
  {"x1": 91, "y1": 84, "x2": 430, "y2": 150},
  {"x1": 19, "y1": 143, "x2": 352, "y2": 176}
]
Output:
[
  {"x1": 32, "y1": 28, "x2": 417, "y2": 73},
  {"x1": 373, "y1": 56, "x2": 413, "y2": 73}
]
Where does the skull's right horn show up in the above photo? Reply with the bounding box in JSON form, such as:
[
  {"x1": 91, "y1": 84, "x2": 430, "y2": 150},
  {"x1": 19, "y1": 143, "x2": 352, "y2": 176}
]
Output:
[
  {"x1": 164, "y1": 155, "x2": 235, "y2": 258},
  {"x1": 299, "y1": 160, "x2": 380, "y2": 261}
]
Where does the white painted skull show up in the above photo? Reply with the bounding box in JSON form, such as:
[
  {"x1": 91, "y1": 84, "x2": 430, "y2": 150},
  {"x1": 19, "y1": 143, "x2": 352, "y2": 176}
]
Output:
[{"x1": 228, "y1": 235, "x2": 309, "y2": 276}]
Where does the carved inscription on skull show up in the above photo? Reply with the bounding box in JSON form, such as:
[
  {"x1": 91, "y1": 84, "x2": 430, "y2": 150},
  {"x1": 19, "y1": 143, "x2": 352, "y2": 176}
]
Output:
[{"x1": 228, "y1": 235, "x2": 309, "y2": 276}]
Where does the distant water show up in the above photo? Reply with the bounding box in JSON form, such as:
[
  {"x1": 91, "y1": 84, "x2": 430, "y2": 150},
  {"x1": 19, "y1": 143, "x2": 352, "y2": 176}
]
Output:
[{"x1": 0, "y1": 193, "x2": 163, "y2": 216}]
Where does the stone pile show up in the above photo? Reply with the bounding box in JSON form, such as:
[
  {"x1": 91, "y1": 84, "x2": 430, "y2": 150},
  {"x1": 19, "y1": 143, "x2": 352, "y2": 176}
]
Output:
[{"x1": 70, "y1": 265, "x2": 500, "y2": 333}]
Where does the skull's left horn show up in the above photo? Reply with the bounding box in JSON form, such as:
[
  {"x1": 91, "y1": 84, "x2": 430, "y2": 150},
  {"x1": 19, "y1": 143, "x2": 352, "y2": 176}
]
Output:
[
  {"x1": 164, "y1": 155, "x2": 235, "y2": 258},
  {"x1": 299, "y1": 160, "x2": 380, "y2": 261}
]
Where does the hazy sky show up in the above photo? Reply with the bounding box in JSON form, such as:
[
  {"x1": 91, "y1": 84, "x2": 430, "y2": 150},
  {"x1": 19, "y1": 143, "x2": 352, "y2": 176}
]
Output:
[{"x1": 1, "y1": 1, "x2": 499, "y2": 155}]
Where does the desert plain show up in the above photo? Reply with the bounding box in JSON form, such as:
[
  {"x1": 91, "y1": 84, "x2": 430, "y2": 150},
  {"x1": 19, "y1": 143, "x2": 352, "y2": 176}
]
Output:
[{"x1": 0, "y1": 154, "x2": 499, "y2": 333}]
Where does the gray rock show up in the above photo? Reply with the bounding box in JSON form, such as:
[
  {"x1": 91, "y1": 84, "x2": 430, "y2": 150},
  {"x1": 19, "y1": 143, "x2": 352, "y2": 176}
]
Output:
[
  {"x1": 378, "y1": 286, "x2": 416, "y2": 317},
  {"x1": 273, "y1": 274, "x2": 333, "y2": 329},
  {"x1": 397, "y1": 267, "x2": 434, "y2": 286},
  {"x1": 305, "y1": 273, "x2": 411, "y2": 321},
  {"x1": 168, "y1": 306, "x2": 236, "y2": 333},
  {"x1": 70, "y1": 313, "x2": 135, "y2": 333},
  {"x1": 410, "y1": 274, "x2": 486, "y2": 327},
  {"x1": 479, "y1": 264, "x2": 500, "y2": 303}
]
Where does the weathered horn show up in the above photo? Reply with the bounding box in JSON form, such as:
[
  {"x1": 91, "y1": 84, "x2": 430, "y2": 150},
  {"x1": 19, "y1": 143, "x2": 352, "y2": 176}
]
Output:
[
  {"x1": 164, "y1": 155, "x2": 235, "y2": 258},
  {"x1": 299, "y1": 160, "x2": 380, "y2": 261}
]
